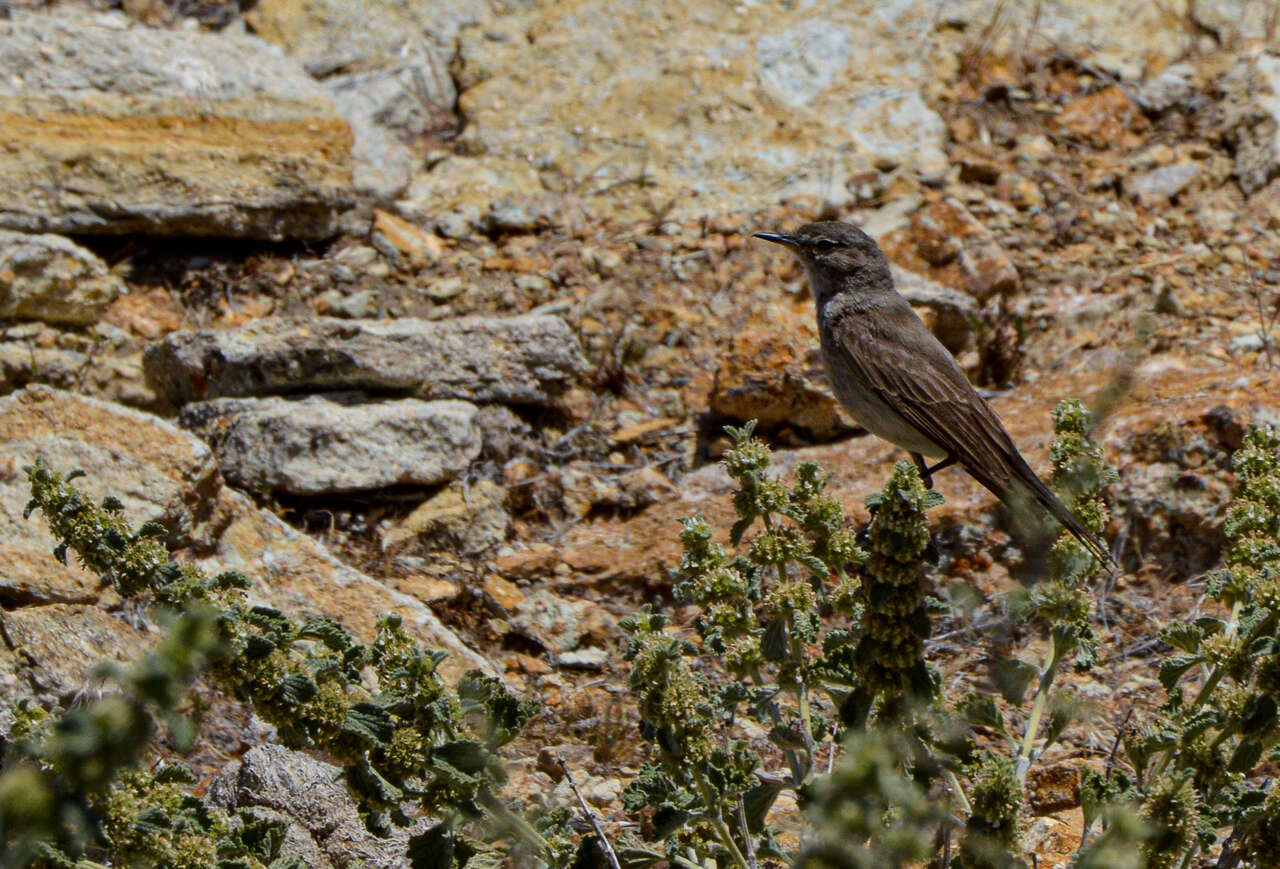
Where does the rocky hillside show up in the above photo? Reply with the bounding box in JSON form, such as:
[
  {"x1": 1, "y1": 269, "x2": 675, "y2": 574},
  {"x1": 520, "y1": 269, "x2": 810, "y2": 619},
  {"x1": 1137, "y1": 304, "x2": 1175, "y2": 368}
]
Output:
[{"x1": 1, "y1": 0, "x2": 1278, "y2": 864}]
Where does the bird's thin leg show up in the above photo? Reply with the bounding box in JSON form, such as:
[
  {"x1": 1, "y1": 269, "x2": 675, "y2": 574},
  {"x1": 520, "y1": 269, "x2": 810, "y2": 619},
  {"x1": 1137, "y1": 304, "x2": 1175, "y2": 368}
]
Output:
[
  {"x1": 926, "y1": 455, "x2": 958, "y2": 479},
  {"x1": 910, "y1": 452, "x2": 933, "y2": 488}
]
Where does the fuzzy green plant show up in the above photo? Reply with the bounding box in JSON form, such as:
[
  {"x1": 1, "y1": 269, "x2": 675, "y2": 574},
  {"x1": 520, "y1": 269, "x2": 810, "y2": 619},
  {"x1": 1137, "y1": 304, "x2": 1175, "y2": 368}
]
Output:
[
  {"x1": 0, "y1": 606, "x2": 230, "y2": 869},
  {"x1": 955, "y1": 753, "x2": 1026, "y2": 869},
  {"x1": 1108, "y1": 425, "x2": 1280, "y2": 869},
  {"x1": 962, "y1": 400, "x2": 1113, "y2": 792},
  {"x1": 842, "y1": 458, "x2": 943, "y2": 726},
  {"x1": 5, "y1": 460, "x2": 574, "y2": 869},
  {"x1": 792, "y1": 725, "x2": 942, "y2": 869},
  {"x1": 621, "y1": 422, "x2": 945, "y2": 867}
]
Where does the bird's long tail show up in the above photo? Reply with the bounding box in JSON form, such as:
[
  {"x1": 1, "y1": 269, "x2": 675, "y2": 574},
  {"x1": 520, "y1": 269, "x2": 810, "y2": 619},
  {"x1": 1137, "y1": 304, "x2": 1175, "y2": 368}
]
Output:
[{"x1": 1003, "y1": 462, "x2": 1115, "y2": 568}]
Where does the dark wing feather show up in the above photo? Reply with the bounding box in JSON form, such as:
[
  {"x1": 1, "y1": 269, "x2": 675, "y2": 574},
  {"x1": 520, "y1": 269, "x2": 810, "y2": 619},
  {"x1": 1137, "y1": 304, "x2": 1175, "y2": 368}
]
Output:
[{"x1": 826, "y1": 304, "x2": 1112, "y2": 564}]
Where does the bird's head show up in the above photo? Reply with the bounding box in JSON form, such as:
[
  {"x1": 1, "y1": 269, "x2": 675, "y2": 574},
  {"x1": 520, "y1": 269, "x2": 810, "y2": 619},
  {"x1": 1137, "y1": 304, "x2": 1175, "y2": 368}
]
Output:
[{"x1": 754, "y1": 221, "x2": 891, "y2": 304}]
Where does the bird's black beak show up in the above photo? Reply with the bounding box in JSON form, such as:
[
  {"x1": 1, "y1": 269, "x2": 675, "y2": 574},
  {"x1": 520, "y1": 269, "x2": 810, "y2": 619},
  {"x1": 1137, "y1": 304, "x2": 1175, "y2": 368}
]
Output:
[{"x1": 753, "y1": 232, "x2": 800, "y2": 249}]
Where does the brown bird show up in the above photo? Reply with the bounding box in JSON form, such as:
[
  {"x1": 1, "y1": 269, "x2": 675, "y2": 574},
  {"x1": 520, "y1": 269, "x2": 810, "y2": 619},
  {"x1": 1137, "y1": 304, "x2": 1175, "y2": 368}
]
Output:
[{"x1": 755, "y1": 221, "x2": 1110, "y2": 564}]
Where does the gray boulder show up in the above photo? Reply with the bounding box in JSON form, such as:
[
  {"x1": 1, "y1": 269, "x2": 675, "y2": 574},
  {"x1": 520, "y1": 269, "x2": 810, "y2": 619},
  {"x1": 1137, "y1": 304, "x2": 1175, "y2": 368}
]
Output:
[
  {"x1": 145, "y1": 315, "x2": 587, "y2": 407},
  {"x1": 0, "y1": 11, "x2": 352, "y2": 239},
  {"x1": 180, "y1": 394, "x2": 482, "y2": 495}
]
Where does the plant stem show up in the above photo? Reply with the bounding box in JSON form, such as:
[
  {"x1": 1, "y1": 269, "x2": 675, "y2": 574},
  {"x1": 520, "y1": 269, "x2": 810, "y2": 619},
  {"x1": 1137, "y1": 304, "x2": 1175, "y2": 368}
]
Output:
[
  {"x1": 692, "y1": 769, "x2": 751, "y2": 869},
  {"x1": 1175, "y1": 839, "x2": 1200, "y2": 869},
  {"x1": 1017, "y1": 633, "x2": 1060, "y2": 783},
  {"x1": 558, "y1": 758, "x2": 622, "y2": 869},
  {"x1": 736, "y1": 795, "x2": 760, "y2": 869},
  {"x1": 1152, "y1": 600, "x2": 1243, "y2": 779},
  {"x1": 478, "y1": 788, "x2": 553, "y2": 858},
  {"x1": 944, "y1": 768, "x2": 973, "y2": 816},
  {"x1": 787, "y1": 612, "x2": 815, "y2": 756}
]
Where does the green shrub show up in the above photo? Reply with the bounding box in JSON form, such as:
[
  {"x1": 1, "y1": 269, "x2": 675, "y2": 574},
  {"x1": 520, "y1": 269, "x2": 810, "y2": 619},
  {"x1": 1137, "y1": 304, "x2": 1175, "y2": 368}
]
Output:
[
  {"x1": 3, "y1": 460, "x2": 574, "y2": 868},
  {"x1": 5, "y1": 408, "x2": 1279, "y2": 869}
]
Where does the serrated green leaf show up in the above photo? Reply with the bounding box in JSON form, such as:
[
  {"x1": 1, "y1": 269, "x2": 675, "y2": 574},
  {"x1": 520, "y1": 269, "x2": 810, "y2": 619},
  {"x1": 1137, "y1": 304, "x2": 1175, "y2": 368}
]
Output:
[
  {"x1": 211, "y1": 570, "x2": 251, "y2": 590},
  {"x1": 138, "y1": 521, "x2": 168, "y2": 538},
  {"x1": 343, "y1": 702, "x2": 395, "y2": 747},
  {"x1": 456, "y1": 670, "x2": 539, "y2": 749},
  {"x1": 768, "y1": 723, "x2": 807, "y2": 750},
  {"x1": 153, "y1": 763, "x2": 197, "y2": 784},
  {"x1": 649, "y1": 804, "x2": 693, "y2": 840},
  {"x1": 742, "y1": 781, "x2": 785, "y2": 832},
  {"x1": 1158, "y1": 622, "x2": 1204, "y2": 653},
  {"x1": 1157, "y1": 653, "x2": 1203, "y2": 691},
  {"x1": 958, "y1": 694, "x2": 1005, "y2": 732},
  {"x1": 729, "y1": 516, "x2": 754, "y2": 546},
  {"x1": 345, "y1": 757, "x2": 404, "y2": 804},
  {"x1": 760, "y1": 617, "x2": 788, "y2": 661},
  {"x1": 407, "y1": 823, "x2": 454, "y2": 869},
  {"x1": 133, "y1": 805, "x2": 172, "y2": 835},
  {"x1": 432, "y1": 740, "x2": 489, "y2": 776},
  {"x1": 1123, "y1": 735, "x2": 1150, "y2": 775},
  {"x1": 242, "y1": 634, "x2": 277, "y2": 660},
  {"x1": 298, "y1": 617, "x2": 356, "y2": 652},
  {"x1": 278, "y1": 673, "x2": 318, "y2": 706},
  {"x1": 991, "y1": 658, "x2": 1039, "y2": 705},
  {"x1": 614, "y1": 845, "x2": 667, "y2": 869},
  {"x1": 1228, "y1": 738, "x2": 1264, "y2": 773},
  {"x1": 838, "y1": 686, "x2": 874, "y2": 728},
  {"x1": 1240, "y1": 694, "x2": 1277, "y2": 735},
  {"x1": 1181, "y1": 707, "x2": 1220, "y2": 740}
]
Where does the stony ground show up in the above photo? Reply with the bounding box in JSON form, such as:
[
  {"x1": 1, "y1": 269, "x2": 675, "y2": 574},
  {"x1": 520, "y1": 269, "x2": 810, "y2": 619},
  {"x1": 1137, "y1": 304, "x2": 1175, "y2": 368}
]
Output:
[{"x1": 1, "y1": 0, "x2": 1279, "y2": 866}]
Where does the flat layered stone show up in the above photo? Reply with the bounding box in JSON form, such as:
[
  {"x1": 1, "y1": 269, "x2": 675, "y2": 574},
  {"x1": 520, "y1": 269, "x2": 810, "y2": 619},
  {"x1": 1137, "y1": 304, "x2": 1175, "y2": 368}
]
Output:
[
  {"x1": 2, "y1": 604, "x2": 148, "y2": 704},
  {"x1": 435, "y1": 0, "x2": 1203, "y2": 224},
  {"x1": 145, "y1": 314, "x2": 587, "y2": 406},
  {"x1": 0, "y1": 231, "x2": 123, "y2": 325},
  {"x1": 0, "y1": 11, "x2": 352, "y2": 239},
  {"x1": 0, "y1": 385, "x2": 218, "y2": 552},
  {"x1": 206, "y1": 744, "x2": 422, "y2": 869},
  {"x1": 199, "y1": 486, "x2": 494, "y2": 681},
  {"x1": 180, "y1": 394, "x2": 482, "y2": 495},
  {"x1": 248, "y1": 0, "x2": 489, "y2": 199}
]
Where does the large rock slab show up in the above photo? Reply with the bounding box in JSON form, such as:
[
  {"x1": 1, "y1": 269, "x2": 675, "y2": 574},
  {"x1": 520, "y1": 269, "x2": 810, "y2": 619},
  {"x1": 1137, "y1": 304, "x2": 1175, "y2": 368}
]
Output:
[
  {"x1": 0, "y1": 11, "x2": 353, "y2": 240},
  {"x1": 382, "y1": 479, "x2": 510, "y2": 557},
  {"x1": 144, "y1": 314, "x2": 587, "y2": 407},
  {"x1": 1, "y1": 604, "x2": 148, "y2": 706},
  {"x1": 207, "y1": 744, "x2": 422, "y2": 869},
  {"x1": 0, "y1": 231, "x2": 123, "y2": 325},
  {"x1": 445, "y1": 0, "x2": 952, "y2": 223},
  {"x1": 198, "y1": 486, "x2": 493, "y2": 680},
  {"x1": 0, "y1": 386, "x2": 218, "y2": 552},
  {"x1": 710, "y1": 304, "x2": 855, "y2": 442},
  {"x1": 180, "y1": 394, "x2": 482, "y2": 495},
  {"x1": 1218, "y1": 51, "x2": 1280, "y2": 195},
  {"x1": 429, "y1": 0, "x2": 1207, "y2": 224},
  {"x1": 248, "y1": 0, "x2": 489, "y2": 199}
]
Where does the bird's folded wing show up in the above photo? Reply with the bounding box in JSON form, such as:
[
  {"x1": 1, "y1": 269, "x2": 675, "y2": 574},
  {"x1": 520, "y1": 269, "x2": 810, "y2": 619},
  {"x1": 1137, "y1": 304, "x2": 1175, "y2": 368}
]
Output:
[{"x1": 826, "y1": 314, "x2": 1016, "y2": 490}]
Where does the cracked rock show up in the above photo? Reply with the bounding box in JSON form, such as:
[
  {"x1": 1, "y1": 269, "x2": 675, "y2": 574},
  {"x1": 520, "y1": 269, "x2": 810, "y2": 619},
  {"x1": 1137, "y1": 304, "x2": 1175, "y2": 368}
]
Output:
[
  {"x1": 145, "y1": 314, "x2": 586, "y2": 407},
  {"x1": 180, "y1": 394, "x2": 482, "y2": 495}
]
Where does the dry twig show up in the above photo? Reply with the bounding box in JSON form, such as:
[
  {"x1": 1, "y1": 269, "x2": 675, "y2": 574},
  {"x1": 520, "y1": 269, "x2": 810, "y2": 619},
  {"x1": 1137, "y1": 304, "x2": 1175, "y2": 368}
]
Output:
[{"x1": 557, "y1": 757, "x2": 621, "y2": 869}]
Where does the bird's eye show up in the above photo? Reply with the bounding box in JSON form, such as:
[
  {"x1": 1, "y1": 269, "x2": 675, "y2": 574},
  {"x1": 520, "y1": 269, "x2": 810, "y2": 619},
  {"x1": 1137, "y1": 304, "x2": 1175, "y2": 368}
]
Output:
[{"x1": 812, "y1": 238, "x2": 838, "y2": 251}]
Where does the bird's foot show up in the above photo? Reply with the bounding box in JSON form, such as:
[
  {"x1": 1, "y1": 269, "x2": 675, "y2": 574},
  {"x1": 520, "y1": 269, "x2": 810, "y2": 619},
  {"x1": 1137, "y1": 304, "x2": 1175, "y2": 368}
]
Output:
[
  {"x1": 910, "y1": 453, "x2": 934, "y2": 488},
  {"x1": 911, "y1": 453, "x2": 957, "y2": 489}
]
